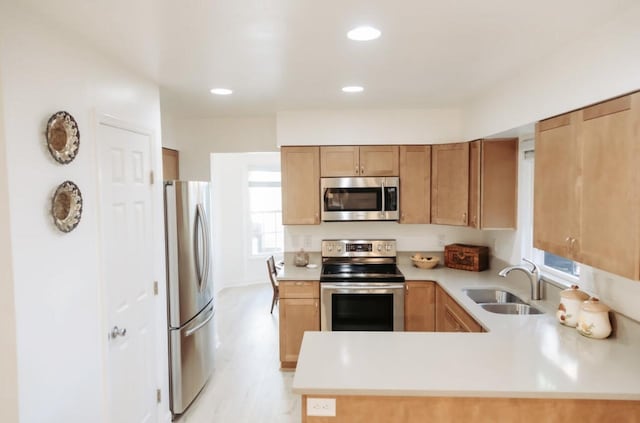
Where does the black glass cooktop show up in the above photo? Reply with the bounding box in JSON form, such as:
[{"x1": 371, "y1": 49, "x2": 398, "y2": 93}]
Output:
[{"x1": 320, "y1": 263, "x2": 405, "y2": 282}]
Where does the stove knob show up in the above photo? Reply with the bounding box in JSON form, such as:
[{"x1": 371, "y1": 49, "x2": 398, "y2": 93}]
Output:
[
  {"x1": 337, "y1": 245, "x2": 342, "y2": 252},
  {"x1": 327, "y1": 245, "x2": 333, "y2": 252},
  {"x1": 377, "y1": 244, "x2": 383, "y2": 252},
  {"x1": 385, "y1": 244, "x2": 392, "y2": 252}
]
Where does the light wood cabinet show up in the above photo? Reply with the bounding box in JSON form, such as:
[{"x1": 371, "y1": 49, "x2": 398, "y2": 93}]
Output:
[
  {"x1": 320, "y1": 146, "x2": 399, "y2": 177},
  {"x1": 435, "y1": 285, "x2": 482, "y2": 333},
  {"x1": 431, "y1": 143, "x2": 469, "y2": 226},
  {"x1": 162, "y1": 147, "x2": 179, "y2": 181},
  {"x1": 469, "y1": 139, "x2": 518, "y2": 229},
  {"x1": 404, "y1": 281, "x2": 435, "y2": 331},
  {"x1": 281, "y1": 146, "x2": 320, "y2": 225},
  {"x1": 279, "y1": 281, "x2": 319, "y2": 368},
  {"x1": 534, "y1": 92, "x2": 640, "y2": 280},
  {"x1": 399, "y1": 145, "x2": 431, "y2": 224}
]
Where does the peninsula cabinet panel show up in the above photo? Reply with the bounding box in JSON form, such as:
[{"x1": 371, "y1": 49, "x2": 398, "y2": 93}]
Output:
[
  {"x1": 431, "y1": 143, "x2": 469, "y2": 226},
  {"x1": 281, "y1": 146, "x2": 320, "y2": 225},
  {"x1": 435, "y1": 285, "x2": 482, "y2": 333},
  {"x1": 320, "y1": 145, "x2": 399, "y2": 177},
  {"x1": 399, "y1": 145, "x2": 431, "y2": 223},
  {"x1": 279, "y1": 281, "x2": 320, "y2": 369},
  {"x1": 404, "y1": 281, "x2": 435, "y2": 331},
  {"x1": 469, "y1": 139, "x2": 518, "y2": 229},
  {"x1": 534, "y1": 92, "x2": 640, "y2": 280}
]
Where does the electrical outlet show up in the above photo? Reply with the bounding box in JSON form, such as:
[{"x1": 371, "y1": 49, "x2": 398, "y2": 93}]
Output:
[
  {"x1": 437, "y1": 234, "x2": 446, "y2": 247},
  {"x1": 307, "y1": 398, "x2": 336, "y2": 417},
  {"x1": 304, "y1": 235, "x2": 312, "y2": 249}
]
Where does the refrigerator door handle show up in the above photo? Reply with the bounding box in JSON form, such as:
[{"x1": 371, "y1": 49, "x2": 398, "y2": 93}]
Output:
[
  {"x1": 199, "y1": 203, "x2": 211, "y2": 293},
  {"x1": 185, "y1": 306, "x2": 214, "y2": 337},
  {"x1": 193, "y1": 203, "x2": 204, "y2": 291}
]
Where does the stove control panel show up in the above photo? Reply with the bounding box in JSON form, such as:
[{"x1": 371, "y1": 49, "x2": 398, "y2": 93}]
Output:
[{"x1": 321, "y1": 239, "x2": 397, "y2": 258}]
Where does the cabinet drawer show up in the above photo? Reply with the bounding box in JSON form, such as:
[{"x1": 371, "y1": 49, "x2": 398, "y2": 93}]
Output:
[{"x1": 279, "y1": 281, "x2": 319, "y2": 299}]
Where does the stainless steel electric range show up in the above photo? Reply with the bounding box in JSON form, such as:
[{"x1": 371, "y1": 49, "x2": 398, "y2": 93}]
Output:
[{"x1": 320, "y1": 239, "x2": 405, "y2": 331}]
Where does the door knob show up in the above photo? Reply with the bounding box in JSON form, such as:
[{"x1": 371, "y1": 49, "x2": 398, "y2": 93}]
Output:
[{"x1": 110, "y1": 326, "x2": 127, "y2": 339}]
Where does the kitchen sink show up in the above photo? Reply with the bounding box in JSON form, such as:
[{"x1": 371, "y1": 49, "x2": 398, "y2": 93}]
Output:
[
  {"x1": 463, "y1": 288, "x2": 526, "y2": 305},
  {"x1": 480, "y1": 303, "x2": 544, "y2": 315}
]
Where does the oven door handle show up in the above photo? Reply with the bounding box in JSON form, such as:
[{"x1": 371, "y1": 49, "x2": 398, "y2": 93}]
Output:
[{"x1": 321, "y1": 283, "x2": 405, "y2": 291}]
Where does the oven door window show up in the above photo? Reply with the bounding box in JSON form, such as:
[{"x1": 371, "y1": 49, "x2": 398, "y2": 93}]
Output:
[
  {"x1": 331, "y1": 293, "x2": 393, "y2": 331},
  {"x1": 324, "y1": 188, "x2": 381, "y2": 212}
]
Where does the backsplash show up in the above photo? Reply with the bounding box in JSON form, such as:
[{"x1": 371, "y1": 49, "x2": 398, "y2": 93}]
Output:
[{"x1": 284, "y1": 222, "x2": 491, "y2": 252}]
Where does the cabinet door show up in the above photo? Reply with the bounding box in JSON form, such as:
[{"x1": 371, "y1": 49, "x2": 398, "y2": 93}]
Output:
[
  {"x1": 534, "y1": 113, "x2": 579, "y2": 258},
  {"x1": 279, "y1": 298, "x2": 319, "y2": 367},
  {"x1": 578, "y1": 94, "x2": 640, "y2": 279},
  {"x1": 480, "y1": 139, "x2": 518, "y2": 229},
  {"x1": 359, "y1": 146, "x2": 399, "y2": 176},
  {"x1": 435, "y1": 286, "x2": 482, "y2": 333},
  {"x1": 468, "y1": 141, "x2": 481, "y2": 229},
  {"x1": 281, "y1": 146, "x2": 320, "y2": 225},
  {"x1": 404, "y1": 281, "x2": 435, "y2": 331},
  {"x1": 399, "y1": 145, "x2": 431, "y2": 223},
  {"x1": 320, "y1": 146, "x2": 359, "y2": 176},
  {"x1": 431, "y1": 143, "x2": 469, "y2": 226}
]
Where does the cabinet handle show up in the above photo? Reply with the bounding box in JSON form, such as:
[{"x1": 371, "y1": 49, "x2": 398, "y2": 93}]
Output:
[
  {"x1": 565, "y1": 236, "x2": 572, "y2": 244},
  {"x1": 355, "y1": 166, "x2": 359, "y2": 175},
  {"x1": 462, "y1": 212, "x2": 467, "y2": 223},
  {"x1": 361, "y1": 166, "x2": 365, "y2": 175}
]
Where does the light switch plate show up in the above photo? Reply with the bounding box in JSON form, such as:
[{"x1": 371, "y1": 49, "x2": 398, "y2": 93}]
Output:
[{"x1": 307, "y1": 398, "x2": 336, "y2": 417}]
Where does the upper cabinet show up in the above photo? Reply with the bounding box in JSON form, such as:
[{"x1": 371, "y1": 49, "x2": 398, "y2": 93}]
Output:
[
  {"x1": 281, "y1": 146, "x2": 320, "y2": 225},
  {"x1": 399, "y1": 145, "x2": 431, "y2": 224},
  {"x1": 534, "y1": 93, "x2": 640, "y2": 280},
  {"x1": 431, "y1": 143, "x2": 469, "y2": 226},
  {"x1": 469, "y1": 139, "x2": 518, "y2": 229},
  {"x1": 320, "y1": 145, "x2": 399, "y2": 177}
]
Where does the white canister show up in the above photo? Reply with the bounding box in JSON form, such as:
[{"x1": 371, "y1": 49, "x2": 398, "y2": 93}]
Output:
[
  {"x1": 576, "y1": 298, "x2": 612, "y2": 339},
  {"x1": 556, "y1": 285, "x2": 590, "y2": 327}
]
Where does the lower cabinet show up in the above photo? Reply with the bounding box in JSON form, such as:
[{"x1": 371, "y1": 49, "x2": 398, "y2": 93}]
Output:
[
  {"x1": 279, "y1": 281, "x2": 319, "y2": 368},
  {"x1": 435, "y1": 285, "x2": 483, "y2": 333},
  {"x1": 404, "y1": 281, "x2": 435, "y2": 331}
]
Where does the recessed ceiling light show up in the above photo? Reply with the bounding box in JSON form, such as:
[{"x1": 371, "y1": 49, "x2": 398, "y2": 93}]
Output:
[
  {"x1": 210, "y1": 88, "x2": 233, "y2": 95},
  {"x1": 347, "y1": 26, "x2": 381, "y2": 41},
  {"x1": 342, "y1": 86, "x2": 364, "y2": 93}
]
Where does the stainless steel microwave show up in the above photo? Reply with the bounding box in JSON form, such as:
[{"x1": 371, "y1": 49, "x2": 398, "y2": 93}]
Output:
[{"x1": 320, "y1": 177, "x2": 399, "y2": 221}]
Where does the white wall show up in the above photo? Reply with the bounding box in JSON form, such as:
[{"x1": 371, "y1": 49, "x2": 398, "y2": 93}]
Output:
[
  {"x1": 211, "y1": 153, "x2": 281, "y2": 292},
  {"x1": 164, "y1": 116, "x2": 278, "y2": 181},
  {"x1": 0, "y1": 4, "x2": 167, "y2": 422},
  {"x1": 0, "y1": 56, "x2": 19, "y2": 423},
  {"x1": 463, "y1": 2, "x2": 640, "y2": 140},
  {"x1": 277, "y1": 108, "x2": 462, "y2": 146}
]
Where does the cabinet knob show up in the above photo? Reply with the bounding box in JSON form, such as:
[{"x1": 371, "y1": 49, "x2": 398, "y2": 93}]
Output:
[
  {"x1": 355, "y1": 166, "x2": 359, "y2": 175},
  {"x1": 462, "y1": 212, "x2": 467, "y2": 223},
  {"x1": 361, "y1": 166, "x2": 365, "y2": 175}
]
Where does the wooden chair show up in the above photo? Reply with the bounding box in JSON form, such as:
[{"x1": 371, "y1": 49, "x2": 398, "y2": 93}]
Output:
[{"x1": 267, "y1": 256, "x2": 279, "y2": 314}]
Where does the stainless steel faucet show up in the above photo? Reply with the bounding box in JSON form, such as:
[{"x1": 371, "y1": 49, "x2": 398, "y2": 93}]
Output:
[{"x1": 498, "y1": 258, "x2": 542, "y2": 301}]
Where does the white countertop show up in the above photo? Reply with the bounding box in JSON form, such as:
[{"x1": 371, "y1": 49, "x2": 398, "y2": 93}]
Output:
[{"x1": 291, "y1": 254, "x2": 640, "y2": 400}]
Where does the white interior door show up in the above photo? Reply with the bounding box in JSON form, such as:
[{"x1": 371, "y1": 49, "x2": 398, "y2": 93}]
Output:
[{"x1": 98, "y1": 120, "x2": 157, "y2": 423}]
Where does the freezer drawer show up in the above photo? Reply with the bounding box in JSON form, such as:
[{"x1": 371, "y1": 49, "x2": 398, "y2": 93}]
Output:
[{"x1": 168, "y1": 301, "x2": 215, "y2": 415}]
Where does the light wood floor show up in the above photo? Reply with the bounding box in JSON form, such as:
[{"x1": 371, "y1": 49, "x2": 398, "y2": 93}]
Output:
[{"x1": 176, "y1": 283, "x2": 300, "y2": 423}]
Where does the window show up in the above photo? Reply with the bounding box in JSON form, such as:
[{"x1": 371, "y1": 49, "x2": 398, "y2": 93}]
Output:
[
  {"x1": 248, "y1": 169, "x2": 283, "y2": 255},
  {"x1": 521, "y1": 144, "x2": 580, "y2": 283}
]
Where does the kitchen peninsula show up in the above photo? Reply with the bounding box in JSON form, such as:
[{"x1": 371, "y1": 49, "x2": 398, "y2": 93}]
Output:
[{"x1": 287, "y1": 257, "x2": 640, "y2": 422}]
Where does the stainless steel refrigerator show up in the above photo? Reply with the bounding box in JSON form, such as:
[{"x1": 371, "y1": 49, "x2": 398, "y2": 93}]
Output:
[{"x1": 164, "y1": 181, "x2": 215, "y2": 416}]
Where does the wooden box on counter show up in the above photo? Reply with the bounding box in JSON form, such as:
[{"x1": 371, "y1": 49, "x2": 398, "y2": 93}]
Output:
[{"x1": 444, "y1": 244, "x2": 489, "y2": 272}]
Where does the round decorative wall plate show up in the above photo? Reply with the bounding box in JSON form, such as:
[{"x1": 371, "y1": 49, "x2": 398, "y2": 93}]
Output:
[
  {"x1": 46, "y1": 111, "x2": 80, "y2": 164},
  {"x1": 51, "y1": 181, "x2": 83, "y2": 233}
]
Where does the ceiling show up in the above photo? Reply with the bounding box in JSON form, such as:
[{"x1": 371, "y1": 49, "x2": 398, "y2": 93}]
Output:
[{"x1": 20, "y1": 0, "x2": 636, "y2": 117}]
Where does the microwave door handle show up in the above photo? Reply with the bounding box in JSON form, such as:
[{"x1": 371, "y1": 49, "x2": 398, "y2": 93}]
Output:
[{"x1": 381, "y1": 181, "x2": 385, "y2": 213}]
